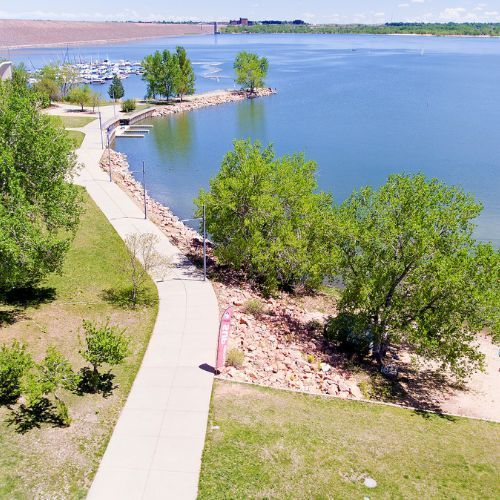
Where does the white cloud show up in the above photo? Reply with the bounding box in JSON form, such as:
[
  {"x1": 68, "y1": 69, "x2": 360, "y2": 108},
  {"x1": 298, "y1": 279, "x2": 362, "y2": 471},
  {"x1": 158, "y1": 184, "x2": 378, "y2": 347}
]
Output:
[
  {"x1": 412, "y1": 0, "x2": 425, "y2": 3},
  {"x1": 398, "y1": 3, "x2": 410, "y2": 7}
]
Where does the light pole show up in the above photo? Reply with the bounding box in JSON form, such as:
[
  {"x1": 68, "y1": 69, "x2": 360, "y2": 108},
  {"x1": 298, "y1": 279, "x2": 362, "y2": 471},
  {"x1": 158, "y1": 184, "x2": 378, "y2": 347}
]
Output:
[
  {"x1": 181, "y1": 205, "x2": 207, "y2": 281},
  {"x1": 107, "y1": 129, "x2": 112, "y2": 182},
  {"x1": 97, "y1": 102, "x2": 104, "y2": 149},
  {"x1": 130, "y1": 161, "x2": 147, "y2": 220}
]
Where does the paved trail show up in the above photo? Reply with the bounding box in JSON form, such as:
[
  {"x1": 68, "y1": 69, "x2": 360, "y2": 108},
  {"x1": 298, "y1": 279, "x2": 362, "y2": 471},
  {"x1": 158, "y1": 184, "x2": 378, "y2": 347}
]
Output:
[{"x1": 57, "y1": 104, "x2": 220, "y2": 499}]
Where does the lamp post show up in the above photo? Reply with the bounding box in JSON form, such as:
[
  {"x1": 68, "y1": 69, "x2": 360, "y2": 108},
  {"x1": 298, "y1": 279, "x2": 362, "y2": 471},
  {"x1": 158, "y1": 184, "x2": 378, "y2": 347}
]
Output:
[
  {"x1": 130, "y1": 161, "x2": 147, "y2": 220},
  {"x1": 181, "y1": 205, "x2": 207, "y2": 281},
  {"x1": 106, "y1": 129, "x2": 112, "y2": 182},
  {"x1": 97, "y1": 102, "x2": 104, "y2": 149}
]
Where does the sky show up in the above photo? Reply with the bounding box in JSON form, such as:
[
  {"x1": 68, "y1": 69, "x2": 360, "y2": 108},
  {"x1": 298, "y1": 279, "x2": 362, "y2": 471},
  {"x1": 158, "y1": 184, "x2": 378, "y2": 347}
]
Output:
[{"x1": 1, "y1": 0, "x2": 499, "y2": 24}]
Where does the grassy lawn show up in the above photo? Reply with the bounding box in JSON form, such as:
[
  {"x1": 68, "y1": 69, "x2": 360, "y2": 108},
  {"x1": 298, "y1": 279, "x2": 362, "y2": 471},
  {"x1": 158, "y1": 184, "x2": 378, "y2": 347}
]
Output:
[
  {"x1": 67, "y1": 129, "x2": 85, "y2": 148},
  {"x1": 200, "y1": 381, "x2": 500, "y2": 499},
  {"x1": 0, "y1": 190, "x2": 158, "y2": 498},
  {"x1": 50, "y1": 115, "x2": 96, "y2": 128}
]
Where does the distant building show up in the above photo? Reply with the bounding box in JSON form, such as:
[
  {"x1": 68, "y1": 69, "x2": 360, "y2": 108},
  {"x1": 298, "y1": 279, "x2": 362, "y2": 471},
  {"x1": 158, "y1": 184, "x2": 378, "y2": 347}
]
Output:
[
  {"x1": 0, "y1": 61, "x2": 12, "y2": 81},
  {"x1": 229, "y1": 17, "x2": 251, "y2": 26}
]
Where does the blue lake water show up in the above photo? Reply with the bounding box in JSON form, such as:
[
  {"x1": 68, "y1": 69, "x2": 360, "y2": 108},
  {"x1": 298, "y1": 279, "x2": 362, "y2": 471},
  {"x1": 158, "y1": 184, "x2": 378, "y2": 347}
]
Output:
[{"x1": 9, "y1": 34, "x2": 500, "y2": 244}]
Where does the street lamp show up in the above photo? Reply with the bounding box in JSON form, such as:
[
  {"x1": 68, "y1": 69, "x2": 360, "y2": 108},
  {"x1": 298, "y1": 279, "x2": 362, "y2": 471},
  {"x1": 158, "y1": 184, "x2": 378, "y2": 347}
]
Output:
[
  {"x1": 181, "y1": 205, "x2": 207, "y2": 281},
  {"x1": 97, "y1": 102, "x2": 104, "y2": 149},
  {"x1": 129, "y1": 161, "x2": 147, "y2": 220},
  {"x1": 106, "y1": 129, "x2": 112, "y2": 182}
]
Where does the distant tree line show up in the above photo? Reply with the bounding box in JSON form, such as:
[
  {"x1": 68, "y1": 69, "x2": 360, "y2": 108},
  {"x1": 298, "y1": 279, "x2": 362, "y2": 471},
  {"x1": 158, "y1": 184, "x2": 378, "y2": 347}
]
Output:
[{"x1": 223, "y1": 22, "x2": 500, "y2": 36}]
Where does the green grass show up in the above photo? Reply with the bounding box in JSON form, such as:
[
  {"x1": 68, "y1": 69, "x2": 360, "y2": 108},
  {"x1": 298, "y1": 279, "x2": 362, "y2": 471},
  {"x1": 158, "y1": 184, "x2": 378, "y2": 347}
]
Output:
[
  {"x1": 0, "y1": 190, "x2": 158, "y2": 498},
  {"x1": 50, "y1": 115, "x2": 96, "y2": 128},
  {"x1": 67, "y1": 129, "x2": 85, "y2": 148},
  {"x1": 199, "y1": 381, "x2": 500, "y2": 499}
]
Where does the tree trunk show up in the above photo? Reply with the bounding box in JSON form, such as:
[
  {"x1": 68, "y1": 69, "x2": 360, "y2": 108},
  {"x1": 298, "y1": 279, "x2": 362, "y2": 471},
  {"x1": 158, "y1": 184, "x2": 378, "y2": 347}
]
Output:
[{"x1": 372, "y1": 326, "x2": 389, "y2": 368}]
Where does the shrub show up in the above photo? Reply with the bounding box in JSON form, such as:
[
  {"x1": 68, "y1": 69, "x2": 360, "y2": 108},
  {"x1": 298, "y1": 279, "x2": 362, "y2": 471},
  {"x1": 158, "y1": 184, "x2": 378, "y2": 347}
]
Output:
[
  {"x1": 0, "y1": 341, "x2": 32, "y2": 404},
  {"x1": 242, "y1": 298, "x2": 266, "y2": 318},
  {"x1": 22, "y1": 347, "x2": 78, "y2": 426},
  {"x1": 79, "y1": 320, "x2": 130, "y2": 391},
  {"x1": 121, "y1": 99, "x2": 136, "y2": 113},
  {"x1": 324, "y1": 312, "x2": 373, "y2": 357},
  {"x1": 124, "y1": 233, "x2": 171, "y2": 304},
  {"x1": 226, "y1": 348, "x2": 245, "y2": 369}
]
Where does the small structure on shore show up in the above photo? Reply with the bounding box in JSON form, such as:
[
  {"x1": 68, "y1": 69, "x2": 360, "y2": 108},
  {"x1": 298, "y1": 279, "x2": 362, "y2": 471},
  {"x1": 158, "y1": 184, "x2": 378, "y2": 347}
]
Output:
[{"x1": 0, "y1": 61, "x2": 12, "y2": 81}]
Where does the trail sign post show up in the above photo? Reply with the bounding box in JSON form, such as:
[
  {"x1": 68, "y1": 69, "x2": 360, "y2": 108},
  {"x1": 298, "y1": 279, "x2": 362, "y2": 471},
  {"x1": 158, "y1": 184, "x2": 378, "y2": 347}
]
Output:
[{"x1": 216, "y1": 307, "x2": 233, "y2": 373}]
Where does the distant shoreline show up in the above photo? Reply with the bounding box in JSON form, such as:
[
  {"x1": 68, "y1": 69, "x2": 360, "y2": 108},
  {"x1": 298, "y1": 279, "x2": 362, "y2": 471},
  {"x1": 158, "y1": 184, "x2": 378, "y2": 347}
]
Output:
[{"x1": 225, "y1": 31, "x2": 500, "y2": 39}]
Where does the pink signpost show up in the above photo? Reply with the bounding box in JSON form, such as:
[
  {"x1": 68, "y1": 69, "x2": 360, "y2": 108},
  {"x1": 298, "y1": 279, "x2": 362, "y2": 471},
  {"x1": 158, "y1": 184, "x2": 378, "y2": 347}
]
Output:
[{"x1": 216, "y1": 307, "x2": 233, "y2": 372}]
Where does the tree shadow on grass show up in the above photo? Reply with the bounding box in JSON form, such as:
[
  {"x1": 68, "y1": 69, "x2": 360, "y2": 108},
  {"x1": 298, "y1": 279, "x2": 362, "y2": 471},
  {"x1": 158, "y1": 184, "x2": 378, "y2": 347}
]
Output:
[
  {"x1": 0, "y1": 309, "x2": 25, "y2": 328},
  {"x1": 101, "y1": 286, "x2": 157, "y2": 309},
  {"x1": 0, "y1": 287, "x2": 56, "y2": 328},
  {"x1": 0, "y1": 287, "x2": 56, "y2": 308},
  {"x1": 6, "y1": 398, "x2": 67, "y2": 434},
  {"x1": 76, "y1": 368, "x2": 116, "y2": 398}
]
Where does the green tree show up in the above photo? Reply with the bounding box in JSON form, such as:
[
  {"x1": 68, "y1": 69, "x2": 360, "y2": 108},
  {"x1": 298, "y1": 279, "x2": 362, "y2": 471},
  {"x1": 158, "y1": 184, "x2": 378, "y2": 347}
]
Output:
[
  {"x1": 34, "y1": 63, "x2": 77, "y2": 101},
  {"x1": 234, "y1": 51, "x2": 269, "y2": 94},
  {"x1": 142, "y1": 49, "x2": 181, "y2": 101},
  {"x1": 0, "y1": 341, "x2": 33, "y2": 404},
  {"x1": 195, "y1": 140, "x2": 334, "y2": 294},
  {"x1": 89, "y1": 90, "x2": 101, "y2": 112},
  {"x1": 331, "y1": 173, "x2": 499, "y2": 378},
  {"x1": 80, "y1": 320, "x2": 130, "y2": 391},
  {"x1": 67, "y1": 85, "x2": 92, "y2": 111},
  {"x1": 108, "y1": 75, "x2": 125, "y2": 102},
  {"x1": 176, "y1": 46, "x2": 195, "y2": 101},
  {"x1": 22, "y1": 347, "x2": 78, "y2": 426},
  {"x1": 0, "y1": 79, "x2": 81, "y2": 290}
]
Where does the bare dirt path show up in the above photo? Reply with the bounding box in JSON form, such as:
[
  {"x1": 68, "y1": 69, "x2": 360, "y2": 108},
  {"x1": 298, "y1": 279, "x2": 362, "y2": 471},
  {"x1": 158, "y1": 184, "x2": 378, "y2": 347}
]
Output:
[{"x1": 440, "y1": 334, "x2": 499, "y2": 421}]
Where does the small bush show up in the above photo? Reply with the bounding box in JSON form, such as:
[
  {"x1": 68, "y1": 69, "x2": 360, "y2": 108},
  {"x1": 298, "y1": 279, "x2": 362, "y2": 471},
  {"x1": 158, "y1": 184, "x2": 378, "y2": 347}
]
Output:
[
  {"x1": 0, "y1": 341, "x2": 32, "y2": 404},
  {"x1": 324, "y1": 312, "x2": 373, "y2": 357},
  {"x1": 121, "y1": 99, "x2": 136, "y2": 113},
  {"x1": 22, "y1": 347, "x2": 78, "y2": 426},
  {"x1": 242, "y1": 299, "x2": 266, "y2": 318},
  {"x1": 80, "y1": 320, "x2": 130, "y2": 392},
  {"x1": 226, "y1": 348, "x2": 245, "y2": 369}
]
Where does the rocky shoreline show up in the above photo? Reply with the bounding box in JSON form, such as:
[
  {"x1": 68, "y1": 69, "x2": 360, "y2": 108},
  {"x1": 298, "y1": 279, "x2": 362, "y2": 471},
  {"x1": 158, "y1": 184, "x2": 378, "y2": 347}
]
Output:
[
  {"x1": 151, "y1": 87, "x2": 277, "y2": 117},
  {"x1": 100, "y1": 86, "x2": 364, "y2": 400},
  {"x1": 99, "y1": 148, "x2": 363, "y2": 400}
]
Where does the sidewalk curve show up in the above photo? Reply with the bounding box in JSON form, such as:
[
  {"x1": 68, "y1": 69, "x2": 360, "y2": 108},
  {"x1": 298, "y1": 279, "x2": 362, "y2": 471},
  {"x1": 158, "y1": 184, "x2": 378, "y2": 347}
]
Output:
[{"x1": 66, "y1": 105, "x2": 220, "y2": 499}]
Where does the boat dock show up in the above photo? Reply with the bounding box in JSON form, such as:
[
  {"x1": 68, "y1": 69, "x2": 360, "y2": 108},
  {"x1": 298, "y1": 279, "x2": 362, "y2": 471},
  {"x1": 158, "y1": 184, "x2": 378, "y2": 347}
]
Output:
[{"x1": 103, "y1": 107, "x2": 156, "y2": 140}]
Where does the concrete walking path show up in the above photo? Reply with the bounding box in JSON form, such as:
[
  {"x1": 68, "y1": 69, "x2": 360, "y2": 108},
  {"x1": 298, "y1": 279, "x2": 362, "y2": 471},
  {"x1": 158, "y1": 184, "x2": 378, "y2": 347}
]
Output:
[{"x1": 60, "y1": 105, "x2": 220, "y2": 499}]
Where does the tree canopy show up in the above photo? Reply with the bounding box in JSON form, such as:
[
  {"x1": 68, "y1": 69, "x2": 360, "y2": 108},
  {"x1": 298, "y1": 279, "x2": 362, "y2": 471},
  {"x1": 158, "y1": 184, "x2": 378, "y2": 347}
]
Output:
[
  {"x1": 67, "y1": 85, "x2": 93, "y2": 111},
  {"x1": 330, "y1": 173, "x2": 499, "y2": 378},
  {"x1": 234, "y1": 51, "x2": 269, "y2": 93},
  {"x1": 108, "y1": 75, "x2": 125, "y2": 102},
  {"x1": 0, "y1": 77, "x2": 81, "y2": 290},
  {"x1": 195, "y1": 140, "x2": 334, "y2": 294},
  {"x1": 176, "y1": 46, "x2": 195, "y2": 101},
  {"x1": 141, "y1": 47, "x2": 194, "y2": 101}
]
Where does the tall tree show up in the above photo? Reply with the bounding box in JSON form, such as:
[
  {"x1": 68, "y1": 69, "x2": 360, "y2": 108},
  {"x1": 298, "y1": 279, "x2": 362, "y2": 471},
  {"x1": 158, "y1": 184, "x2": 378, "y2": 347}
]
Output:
[
  {"x1": 108, "y1": 75, "x2": 125, "y2": 102},
  {"x1": 142, "y1": 49, "x2": 181, "y2": 102},
  {"x1": 330, "y1": 173, "x2": 499, "y2": 378},
  {"x1": 0, "y1": 78, "x2": 81, "y2": 290},
  {"x1": 195, "y1": 140, "x2": 335, "y2": 294},
  {"x1": 176, "y1": 46, "x2": 195, "y2": 101},
  {"x1": 234, "y1": 51, "x2": 269, "y2": 94}
]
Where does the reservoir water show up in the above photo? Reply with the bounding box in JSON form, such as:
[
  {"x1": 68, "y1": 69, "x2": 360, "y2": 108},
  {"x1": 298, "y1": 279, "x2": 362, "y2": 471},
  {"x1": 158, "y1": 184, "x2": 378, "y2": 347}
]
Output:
[{"x1": 9, "y1": 34, "x2": 500, "y2": 244}]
